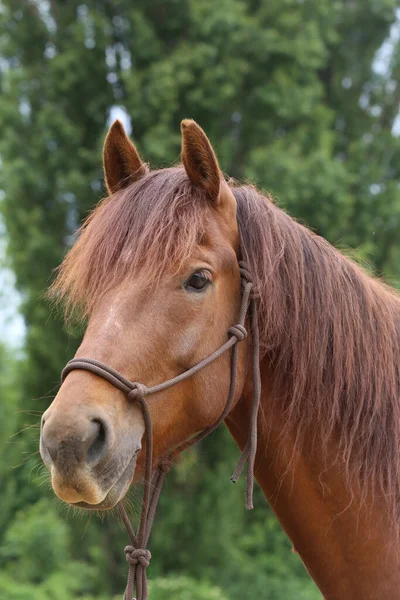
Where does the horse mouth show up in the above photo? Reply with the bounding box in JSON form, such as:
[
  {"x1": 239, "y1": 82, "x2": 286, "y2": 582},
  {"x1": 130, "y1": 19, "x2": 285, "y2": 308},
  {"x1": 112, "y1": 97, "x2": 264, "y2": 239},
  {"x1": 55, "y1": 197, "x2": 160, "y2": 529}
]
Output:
[{"x1": 71, "y1": 452, "x2": 138, "y2": 511}]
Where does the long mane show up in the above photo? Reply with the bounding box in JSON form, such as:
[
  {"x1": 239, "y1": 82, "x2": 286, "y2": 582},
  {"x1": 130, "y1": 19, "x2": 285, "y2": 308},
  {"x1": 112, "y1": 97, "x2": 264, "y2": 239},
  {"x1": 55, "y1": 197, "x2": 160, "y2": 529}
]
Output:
[
  {"x1": 235, "y1": 184, "x2": 400, "y2": 523},
  {"x1": 51, "y1": 166, "x2": 400, "y2": 525}
]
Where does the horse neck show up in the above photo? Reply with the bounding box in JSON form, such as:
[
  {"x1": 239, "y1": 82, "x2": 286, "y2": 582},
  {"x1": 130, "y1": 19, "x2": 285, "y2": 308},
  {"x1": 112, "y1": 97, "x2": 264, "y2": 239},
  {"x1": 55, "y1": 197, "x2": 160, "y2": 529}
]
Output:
[{"x1": 225, "y1": 358, "x2": 400, "y2": 600}]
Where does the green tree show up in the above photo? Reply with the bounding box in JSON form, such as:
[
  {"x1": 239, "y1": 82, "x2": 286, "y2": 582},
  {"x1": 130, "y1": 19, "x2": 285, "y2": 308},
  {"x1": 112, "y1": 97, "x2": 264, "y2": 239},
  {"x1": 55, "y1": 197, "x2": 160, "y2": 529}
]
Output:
[
  {"x1": 0, "y1": 344, "x2": 23, "y2": 534},
  {"x1": 0, "y1": 1, "x2": 399, "y2": 599},
  {"x1": 148, "y1": 575, "x2": 229, "y2": 600},
  {"x1": 0, "y1": 498, "x2": 107, "y2": 600}
]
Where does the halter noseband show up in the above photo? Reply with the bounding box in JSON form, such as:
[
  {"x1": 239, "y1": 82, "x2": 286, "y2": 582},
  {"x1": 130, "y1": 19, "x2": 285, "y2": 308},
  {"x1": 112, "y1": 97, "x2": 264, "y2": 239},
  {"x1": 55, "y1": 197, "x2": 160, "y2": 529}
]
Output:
[{"x1": 61, "y1": 260, "x2": 261, "y2": 600}]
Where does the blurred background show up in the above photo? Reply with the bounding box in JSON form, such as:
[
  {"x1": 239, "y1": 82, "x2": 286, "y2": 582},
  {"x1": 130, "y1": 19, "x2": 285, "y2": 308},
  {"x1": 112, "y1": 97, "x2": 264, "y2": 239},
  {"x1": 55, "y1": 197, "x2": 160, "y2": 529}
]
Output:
[{"x1": 1, "y1": 1, "x2": 400, "y2": 599}]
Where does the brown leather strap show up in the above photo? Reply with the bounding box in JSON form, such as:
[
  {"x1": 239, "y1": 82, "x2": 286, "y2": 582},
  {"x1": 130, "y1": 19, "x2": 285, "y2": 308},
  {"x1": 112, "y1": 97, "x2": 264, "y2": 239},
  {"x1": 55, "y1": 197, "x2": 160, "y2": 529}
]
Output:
[{"x1": 61, "y1": 261, "x2": 261, "y2": 600}]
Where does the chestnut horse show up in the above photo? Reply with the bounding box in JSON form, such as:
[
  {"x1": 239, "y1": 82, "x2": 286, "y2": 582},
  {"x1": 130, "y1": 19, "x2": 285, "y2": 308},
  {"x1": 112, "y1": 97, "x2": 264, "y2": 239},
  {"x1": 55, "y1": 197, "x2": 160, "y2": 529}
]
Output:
[{"x1": 40, "y1": 119, "x2": 400, "y2": 599}]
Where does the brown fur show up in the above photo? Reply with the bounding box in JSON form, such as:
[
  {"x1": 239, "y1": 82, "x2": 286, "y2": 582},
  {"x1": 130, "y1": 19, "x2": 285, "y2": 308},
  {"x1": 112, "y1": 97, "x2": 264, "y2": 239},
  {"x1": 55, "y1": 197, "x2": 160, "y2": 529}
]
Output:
[
  {"x1": 50, "y1": 165, "x2": 400, "y2": 532},
  {"x1": 103, "y1": 120, "x2": 148, "y2": 194},
  {"x1": 181, "y1": 119, "x2": 221, "y2": 199}
]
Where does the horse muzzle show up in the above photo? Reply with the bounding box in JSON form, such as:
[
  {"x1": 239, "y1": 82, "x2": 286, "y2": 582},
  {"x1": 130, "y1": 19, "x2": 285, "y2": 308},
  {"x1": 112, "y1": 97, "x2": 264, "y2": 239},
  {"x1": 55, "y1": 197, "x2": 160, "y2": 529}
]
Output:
[{"x1": 40, "y1": 400, "x2": 142, "y2": 508}]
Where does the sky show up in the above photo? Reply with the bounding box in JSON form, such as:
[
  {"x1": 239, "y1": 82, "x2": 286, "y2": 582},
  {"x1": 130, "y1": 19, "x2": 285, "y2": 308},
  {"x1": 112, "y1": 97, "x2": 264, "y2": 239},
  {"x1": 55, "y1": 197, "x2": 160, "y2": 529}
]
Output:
[{"x1": 0, "y1": 219, "x2": 25, "y2": 348}]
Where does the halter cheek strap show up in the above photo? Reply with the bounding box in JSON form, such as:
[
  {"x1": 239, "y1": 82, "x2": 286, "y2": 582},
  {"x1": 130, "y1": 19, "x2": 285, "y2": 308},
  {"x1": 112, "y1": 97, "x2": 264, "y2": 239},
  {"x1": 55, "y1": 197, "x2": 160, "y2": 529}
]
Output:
[{"x1": 61, "y1": 261, "x2": 261, "y2": 600}]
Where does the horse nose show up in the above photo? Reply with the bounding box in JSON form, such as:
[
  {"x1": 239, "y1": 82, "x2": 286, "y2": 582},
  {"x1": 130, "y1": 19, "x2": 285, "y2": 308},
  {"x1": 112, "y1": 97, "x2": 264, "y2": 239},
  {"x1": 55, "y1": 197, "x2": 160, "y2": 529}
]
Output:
[{"x1": 40, "y1": 412, "x2": 109, "y2": 468}]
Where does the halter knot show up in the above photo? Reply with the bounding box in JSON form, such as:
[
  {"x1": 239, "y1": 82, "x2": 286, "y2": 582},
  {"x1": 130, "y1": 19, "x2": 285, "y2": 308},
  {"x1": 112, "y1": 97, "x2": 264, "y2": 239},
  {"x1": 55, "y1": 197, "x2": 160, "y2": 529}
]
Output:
[
  {"x1": 249, "y1": 286, "x2": 260, "y2": 301},
  {"x1": 228, "y1": 324, "x2": 248, "y2": 341},
  {"x1": 158, "y1": 458, "x2": 174, "y2": 474},
  {"x1": 125, "y1": 546, "x2": 152, "y2": 568},
  {"x1": 127, "y1": 383, "x2": 148, "y2": 401}
]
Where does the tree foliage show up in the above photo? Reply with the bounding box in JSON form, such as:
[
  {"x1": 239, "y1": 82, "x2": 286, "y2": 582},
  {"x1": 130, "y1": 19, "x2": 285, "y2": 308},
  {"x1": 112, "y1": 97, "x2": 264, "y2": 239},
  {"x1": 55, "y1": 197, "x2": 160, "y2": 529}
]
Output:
[{"x1": 0, "y1": 1, "x2": 399, "y2": 598}]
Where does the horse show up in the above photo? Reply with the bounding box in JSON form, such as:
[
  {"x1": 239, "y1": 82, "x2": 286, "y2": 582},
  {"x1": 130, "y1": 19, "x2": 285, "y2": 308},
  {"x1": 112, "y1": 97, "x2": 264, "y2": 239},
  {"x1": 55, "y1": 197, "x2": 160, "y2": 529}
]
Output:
[{"x1": 40, "y1": 119, "x2": 400, "y2": 599}]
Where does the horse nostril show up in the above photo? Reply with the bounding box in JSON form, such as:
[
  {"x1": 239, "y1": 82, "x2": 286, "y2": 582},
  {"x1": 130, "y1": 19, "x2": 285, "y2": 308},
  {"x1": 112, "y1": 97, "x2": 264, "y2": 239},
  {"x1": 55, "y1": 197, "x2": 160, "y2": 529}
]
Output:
[
  {"x1": 86, "y1": 418, "x2": 107, "y2": 465},
  {"x1": 41, "y1": 410, "x2": 50, "y2": 430},
  {"x1": 41, "y1": 424, "x2": 59, "y2": 463},
  {"x1": 40, "y1": 414, "x2": 110, "y2": 469}
]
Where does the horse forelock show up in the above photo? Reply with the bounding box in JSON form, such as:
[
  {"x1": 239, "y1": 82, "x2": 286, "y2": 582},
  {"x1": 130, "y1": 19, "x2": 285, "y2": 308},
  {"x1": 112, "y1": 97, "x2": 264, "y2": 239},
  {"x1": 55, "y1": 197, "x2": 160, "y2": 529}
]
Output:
[{"x1": 50, "y1": 167, "x2": 209, "y2": 317}]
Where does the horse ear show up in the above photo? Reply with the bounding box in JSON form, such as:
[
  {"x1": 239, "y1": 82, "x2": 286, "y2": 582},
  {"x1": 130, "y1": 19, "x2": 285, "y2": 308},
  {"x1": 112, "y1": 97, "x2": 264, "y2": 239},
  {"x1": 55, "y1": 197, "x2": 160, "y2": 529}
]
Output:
[
  {"x1": 103, "y1": 120, "x2": 147, "y2": 195},
  {"x1": 181, "y1": 120, "x2": 237, "y2": 228},
  {"x1": 181, "y1": 119, "x2": 222, "y2": 200},
  {"x1": 181, "y1": 119, "x2": 237, "y2": 231}
]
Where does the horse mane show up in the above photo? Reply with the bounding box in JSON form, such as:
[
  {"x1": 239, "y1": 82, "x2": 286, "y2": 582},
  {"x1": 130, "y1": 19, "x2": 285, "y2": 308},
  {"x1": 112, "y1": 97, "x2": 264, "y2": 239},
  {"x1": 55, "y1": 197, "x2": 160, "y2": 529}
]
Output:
[
  {"x1": 51, "y1": 166, "x2": 400, "y2": 526},
  {"x1": 234, "y1": 184, "x2": 400, "y2": 522}
]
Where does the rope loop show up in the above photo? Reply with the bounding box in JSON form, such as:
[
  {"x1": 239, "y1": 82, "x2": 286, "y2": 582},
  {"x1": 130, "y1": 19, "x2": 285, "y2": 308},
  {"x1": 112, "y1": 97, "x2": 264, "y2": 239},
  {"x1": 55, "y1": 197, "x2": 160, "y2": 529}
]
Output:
[
  {"x1": 125, "y1": 546, "x2": 152, "y2": 568},
  {"x1": 238, "y1": 261, "x2": 260, "y2": 300},
  {"x1": 228, "y1": 324, "x2": 248, "y2": 341},
  {"x1": 127, "y1": 383, "x2": 148, "y2": 401},
  {"x1": 238, "y1": 260, "x2": 253, "y2": 283},
  {"x1": 241, "y1": 279, "x2": 260, "y2": 301}
]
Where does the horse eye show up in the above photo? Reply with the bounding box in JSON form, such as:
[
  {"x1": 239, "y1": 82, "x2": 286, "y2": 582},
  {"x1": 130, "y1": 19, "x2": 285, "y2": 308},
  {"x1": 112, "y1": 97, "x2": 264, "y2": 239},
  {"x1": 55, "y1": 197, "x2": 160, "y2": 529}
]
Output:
[{"x1": 184, "y1": 271, "x2": 211, "y2": 292}]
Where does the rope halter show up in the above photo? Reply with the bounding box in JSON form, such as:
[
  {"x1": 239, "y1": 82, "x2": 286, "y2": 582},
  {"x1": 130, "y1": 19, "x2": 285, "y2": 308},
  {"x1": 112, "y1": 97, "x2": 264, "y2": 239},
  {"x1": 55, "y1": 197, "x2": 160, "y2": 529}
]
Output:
[{"x1": 61, "y1": 260, "x2": 261, "y2": 600}]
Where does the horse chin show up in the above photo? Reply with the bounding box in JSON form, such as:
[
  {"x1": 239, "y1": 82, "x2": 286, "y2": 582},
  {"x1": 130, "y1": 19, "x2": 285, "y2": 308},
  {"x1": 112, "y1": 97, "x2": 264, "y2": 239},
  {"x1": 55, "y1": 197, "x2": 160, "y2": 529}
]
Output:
[{"x1": 70, "y1": 453, "x2": 138, "y2": 511}]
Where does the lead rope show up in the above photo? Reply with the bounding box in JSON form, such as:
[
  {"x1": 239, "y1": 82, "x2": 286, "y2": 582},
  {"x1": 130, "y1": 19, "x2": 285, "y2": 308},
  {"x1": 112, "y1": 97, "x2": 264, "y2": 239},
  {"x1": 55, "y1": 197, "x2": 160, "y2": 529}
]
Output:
[{"x1": 61, "y1": 261, "x2": 261, "y2": 600}]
